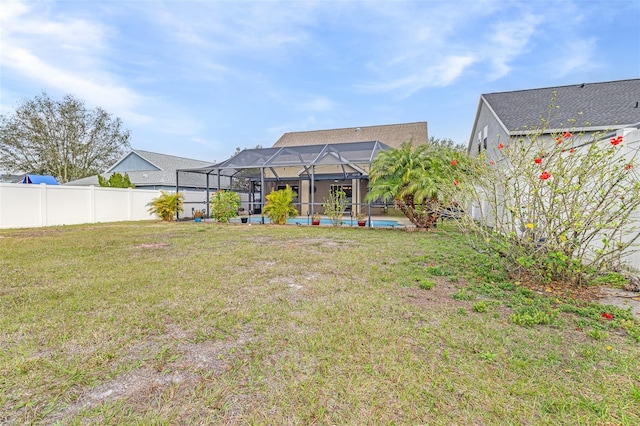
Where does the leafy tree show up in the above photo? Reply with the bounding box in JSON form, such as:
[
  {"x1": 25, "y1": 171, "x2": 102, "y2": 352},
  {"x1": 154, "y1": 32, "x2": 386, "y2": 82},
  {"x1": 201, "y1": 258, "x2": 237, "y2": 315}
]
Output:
[
  {"x1": 263, "y1": 185, "x2": 298, "y2": 225},
  {"x1": 429, "y1": 136, "x2": 466, "y2": 151},
  {"x1": 0, "y1": 91, "x2": 131, "y2": 183},
  {"x1": 98, "y1": 172, "x2": 134, "y2": 188},
  {"x1": 147, "y1": 191, "x2": 184, "y2": 221},
  {"x1": 366, "y1": 141, "x2": 474, "y2": 228},
  {"x1": 210, "y1": 190, "x2": 241, "y2": 223}
]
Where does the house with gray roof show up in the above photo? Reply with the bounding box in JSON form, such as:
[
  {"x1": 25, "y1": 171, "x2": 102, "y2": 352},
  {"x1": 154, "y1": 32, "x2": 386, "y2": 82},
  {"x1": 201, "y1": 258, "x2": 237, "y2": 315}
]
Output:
[
  {"x1": 468, "y1": 79, "x2": 640, "y2": 156},
  {"x1": 67, "y1": 149, "x2": 222, "y2": 191}
]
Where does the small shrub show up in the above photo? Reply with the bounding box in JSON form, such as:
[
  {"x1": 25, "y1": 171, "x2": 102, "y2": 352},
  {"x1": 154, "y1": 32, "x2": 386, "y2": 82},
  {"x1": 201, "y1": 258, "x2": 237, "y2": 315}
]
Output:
[
  {"x1": 147, "y1": 191, "x2": 184, "y2": 221},
  {"x1": 472, "y1": 301, "x2": 489, "y2": 313},
  {"x1": 424, "y1": 264, "x2": 451, "y2": 276},
  {"x1": 510, "y1": 306, "x2": 555, "y2": 327},
  {"x1": 418, "y1": 278, "x2": 436, "y2": 290},
  {"x1": 587, "y1": 329, "x2": 609, "y2": 341},
  {"x1": 210, "y1": 190, "x2": 241, "y2": 223},
  {"x1": 322, "y1": 185, "x2": 348, "y2": 226},
  {"x1": 452, "y1": 288, "x2": 476, "y2": 301}
]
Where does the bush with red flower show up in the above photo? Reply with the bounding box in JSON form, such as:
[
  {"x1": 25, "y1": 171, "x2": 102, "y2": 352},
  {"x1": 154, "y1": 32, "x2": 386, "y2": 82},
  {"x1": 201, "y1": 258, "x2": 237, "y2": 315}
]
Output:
[{"x1": 455, "y1": 99, "x2": 640, "y2": 284}]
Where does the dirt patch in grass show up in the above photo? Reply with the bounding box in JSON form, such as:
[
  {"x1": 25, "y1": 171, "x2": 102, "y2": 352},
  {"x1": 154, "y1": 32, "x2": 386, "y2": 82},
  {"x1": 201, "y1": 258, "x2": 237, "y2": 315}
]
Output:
[
  {"x1": 44, "y1": 325, "x2": 255, "y2": 424},
  {"x1": 135, "y1": 242, "x2": 170, "y2": 249}
]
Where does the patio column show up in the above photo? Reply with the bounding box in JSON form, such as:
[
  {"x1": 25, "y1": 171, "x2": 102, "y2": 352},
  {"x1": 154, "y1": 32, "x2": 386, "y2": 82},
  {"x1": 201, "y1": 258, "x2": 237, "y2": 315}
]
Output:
[
  {"x1": 260, "y1": 167, "x2": 265, "y2": 224},
  {"x1": 311, "y1": 166, "x2": 315, "y2": 214},
  {"x1": 206, "y1": 173, "x2": 210, "y2": 218}
]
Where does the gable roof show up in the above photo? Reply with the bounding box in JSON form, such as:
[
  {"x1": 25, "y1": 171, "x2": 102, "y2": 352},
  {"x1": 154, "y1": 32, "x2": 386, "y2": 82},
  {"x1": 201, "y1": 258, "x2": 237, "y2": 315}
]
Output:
[
  {"x1": 273, "y1": 122, "x2": 428, "y2": 148},
  {"x1": 482, "y1": 79, "x2": 640, "y2": 133},
  {"x1": 107, "y1": 150, "x2": 213, "y2": 173},
  {"x1": 67, "y1": 149, "x2": 215, "y2": 188}
]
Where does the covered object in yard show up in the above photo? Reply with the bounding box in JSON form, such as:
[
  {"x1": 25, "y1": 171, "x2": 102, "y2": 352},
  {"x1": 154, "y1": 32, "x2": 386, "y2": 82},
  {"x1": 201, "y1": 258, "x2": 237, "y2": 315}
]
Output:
[{"x1": 22, "y1": 175, "x2": 59, "y2": 185}]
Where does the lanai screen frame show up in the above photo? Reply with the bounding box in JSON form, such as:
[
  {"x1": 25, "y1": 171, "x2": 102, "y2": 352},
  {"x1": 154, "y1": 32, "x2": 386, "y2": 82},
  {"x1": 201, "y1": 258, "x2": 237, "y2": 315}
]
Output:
[{"x1": 176, "y1": 140, "x2": 390, "y2": 218}]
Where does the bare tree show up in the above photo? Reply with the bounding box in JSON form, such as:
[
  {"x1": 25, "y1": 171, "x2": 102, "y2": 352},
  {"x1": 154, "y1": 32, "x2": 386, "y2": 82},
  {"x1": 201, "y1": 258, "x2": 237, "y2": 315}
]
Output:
[{"x1": 0, "y1": 92, "x2": 131, "y2": 183}]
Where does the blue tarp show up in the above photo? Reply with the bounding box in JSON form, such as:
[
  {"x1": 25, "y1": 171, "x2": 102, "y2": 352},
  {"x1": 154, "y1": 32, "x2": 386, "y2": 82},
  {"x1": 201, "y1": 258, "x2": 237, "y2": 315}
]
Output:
[{"x1": 22, "y1": 175, "x2": 59, "y2": 185}]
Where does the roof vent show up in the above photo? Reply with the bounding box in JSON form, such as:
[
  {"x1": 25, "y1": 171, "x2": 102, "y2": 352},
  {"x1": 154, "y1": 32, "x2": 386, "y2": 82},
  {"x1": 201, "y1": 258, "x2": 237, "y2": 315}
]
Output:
[
  {"x1": 635, "y1": 101, "x2": 639, "y2": 108},
  {"x1": 580, "y1": 83, "x2": 585, "y2": 88},
  {"x1": 355, "y1": 127, "x2": 361, "y2": 132}
]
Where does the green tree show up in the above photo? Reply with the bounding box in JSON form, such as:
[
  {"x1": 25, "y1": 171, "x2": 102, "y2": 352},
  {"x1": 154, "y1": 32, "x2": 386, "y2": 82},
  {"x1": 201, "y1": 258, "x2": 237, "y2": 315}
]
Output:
[
  {"x1": 263, "y1": 185, "x2": 298, "y2": 225},
  {"x1": 98, "y1": 172, "x2": 134, "y2": 188},
  {"x1": 366, "y1": 141, "x2": 473, "y2": 228},
  {"x1": 210, "y1": 190, "x2": 241, "y2": 223},
  {"x1": 0, "y1": 91, "x2": 131, "y2": 183}
]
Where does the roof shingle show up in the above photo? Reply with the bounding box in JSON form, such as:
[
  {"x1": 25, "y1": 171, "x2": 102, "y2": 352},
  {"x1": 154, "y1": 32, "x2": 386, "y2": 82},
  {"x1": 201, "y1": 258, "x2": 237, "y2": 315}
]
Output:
[
  {"x1": 273, "y1": 122, "x2": 428, "y2": 148},
  {"x1": 483, "y1": 79, "x2": 640, "y2": 132}
]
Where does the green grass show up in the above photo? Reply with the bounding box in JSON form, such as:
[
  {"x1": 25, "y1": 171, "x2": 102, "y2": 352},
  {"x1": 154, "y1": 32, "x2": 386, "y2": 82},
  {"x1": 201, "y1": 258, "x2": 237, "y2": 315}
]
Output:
[{"x1": 1, "y1": 221, "x2": 639, "y2": 424}]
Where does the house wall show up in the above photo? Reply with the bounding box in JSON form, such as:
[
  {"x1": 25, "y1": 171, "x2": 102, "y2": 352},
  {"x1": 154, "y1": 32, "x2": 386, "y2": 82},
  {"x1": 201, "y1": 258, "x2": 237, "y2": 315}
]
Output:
[
  {"x1": 468, "y1": 99, "x2": 509, "y2": 159},
  {"x1": 0, "y1": 184, "x2": 161, "y2": 229}
]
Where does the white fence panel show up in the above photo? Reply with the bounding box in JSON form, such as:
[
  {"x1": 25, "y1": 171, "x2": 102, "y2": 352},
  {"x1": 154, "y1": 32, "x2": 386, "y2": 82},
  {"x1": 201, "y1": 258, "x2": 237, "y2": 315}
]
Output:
[{"x1": 0, "y1": 183, "x2": 162, "y2": 229}]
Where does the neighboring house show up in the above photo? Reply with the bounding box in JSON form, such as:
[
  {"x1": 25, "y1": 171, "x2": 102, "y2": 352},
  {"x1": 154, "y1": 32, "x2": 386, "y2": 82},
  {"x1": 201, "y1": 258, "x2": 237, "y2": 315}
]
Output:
[
  {"x1": 467, "y1": 79, "x2": 640, "y2": 269},
  {"x1": 66, "y1": 149, "x2": 220, "y2": 191},
  {"x1": 178, "y1": 122, "x2": 428, "y2": 215},
  {"x1": 468, "y1": 79, "x2": 640, "y2": 157},
  {"x1": 1, "y1": 173, "x2": 24, "y2": 183},
  {"x1": 66, "y1": 149, "x2": 225, "y2": 215}
]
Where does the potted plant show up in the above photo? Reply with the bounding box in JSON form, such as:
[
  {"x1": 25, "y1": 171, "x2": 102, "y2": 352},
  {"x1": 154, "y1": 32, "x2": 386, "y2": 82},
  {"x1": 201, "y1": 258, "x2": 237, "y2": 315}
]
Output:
[
  {"x1": 356, "y1": 212, "x2": 367, "y2": 227},
  {"x1": 193, "y1": 209, "x2": 204, "y2": 222},
  {"x1": 311, "y1": 212, "x2": 321, "y2": 225}
]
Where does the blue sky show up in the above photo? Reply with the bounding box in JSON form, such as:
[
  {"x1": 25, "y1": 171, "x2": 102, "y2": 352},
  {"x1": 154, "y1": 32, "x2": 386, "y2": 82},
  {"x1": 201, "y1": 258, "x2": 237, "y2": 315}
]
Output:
[{"x1": 1, "y1": 0, "x2": 639, "y2": 163}]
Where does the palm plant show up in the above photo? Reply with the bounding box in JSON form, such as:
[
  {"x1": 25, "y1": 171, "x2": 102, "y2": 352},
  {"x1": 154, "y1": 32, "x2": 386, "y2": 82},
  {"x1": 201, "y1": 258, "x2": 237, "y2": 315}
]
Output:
[
  {"x1": 263, "y1": 185, "x2": 298, "y2": 225},
  {"x1": 367, "y1": 141, "x2": 471, "y2": 228},
  {"x1": 147, "y1": 191, "x2": 184, "y2": 221}
]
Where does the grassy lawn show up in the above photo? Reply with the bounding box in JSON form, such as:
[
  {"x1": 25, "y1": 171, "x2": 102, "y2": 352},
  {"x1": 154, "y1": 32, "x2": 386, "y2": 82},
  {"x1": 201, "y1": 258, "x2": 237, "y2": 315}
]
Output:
[{"x1": 1, "y1": 221, "x2": 639, "y2": 424}]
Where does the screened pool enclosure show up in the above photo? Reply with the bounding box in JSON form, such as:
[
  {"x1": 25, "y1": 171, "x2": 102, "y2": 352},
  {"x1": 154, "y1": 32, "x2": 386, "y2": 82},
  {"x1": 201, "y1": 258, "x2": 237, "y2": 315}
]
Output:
[{"x1": 176, "y1": 141, "x2": 390, "y2": 219}]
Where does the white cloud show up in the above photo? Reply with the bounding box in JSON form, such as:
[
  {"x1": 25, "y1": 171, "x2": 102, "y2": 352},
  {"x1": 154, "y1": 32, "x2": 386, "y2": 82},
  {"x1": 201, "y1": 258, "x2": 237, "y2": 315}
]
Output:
[
  {"x1": 0, "y1": 0, "x2": 150, "y2": 124},
  {"x1": 484, "y1": 13, "x2": 542, "y2": 80},
  {"x1": 299, "y1": 96, "x2": 336, "y2": 112}
]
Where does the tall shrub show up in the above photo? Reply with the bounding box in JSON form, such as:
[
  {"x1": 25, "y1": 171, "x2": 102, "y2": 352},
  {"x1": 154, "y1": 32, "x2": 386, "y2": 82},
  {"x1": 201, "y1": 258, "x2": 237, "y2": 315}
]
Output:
[
  {"x1": 460, "y1": 127, "x2": 640, "y2": 283},
  {"x1": 210, "y1": 190, "x2": 241, "y2": 223}
]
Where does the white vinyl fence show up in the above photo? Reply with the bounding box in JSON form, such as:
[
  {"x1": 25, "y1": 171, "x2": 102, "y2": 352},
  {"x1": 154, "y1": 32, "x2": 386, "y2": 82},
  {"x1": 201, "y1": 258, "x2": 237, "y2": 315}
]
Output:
[{"x1": 0, "y1": 183, "x2": 161, "y2": 229}]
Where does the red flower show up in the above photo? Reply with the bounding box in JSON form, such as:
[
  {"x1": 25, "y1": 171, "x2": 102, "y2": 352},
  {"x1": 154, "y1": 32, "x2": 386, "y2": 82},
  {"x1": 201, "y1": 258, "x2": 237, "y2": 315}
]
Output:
[
  {"x1": 569, "y1": 148, "x2": 576, "y2": 154},
  {"x1": 539, "y1": 171, "x2": 551, "y2": 180},
  {"x1": 563, "y1": 132, "x2": 572, "y2": 139},
  {"x1": 534, "y1": 157, "x2": 542, "y2": 164},
  {"x1": 489, "y1": 160, "x2": 495, "y2": 165},
  {"x1": 601, "y1": 312, "x2": 614, "y2": 320},
  {"x1": 453, "y1": 179, "x2": 460, "y2": 186},
  {"x1": 498, "y1": 143, "x2": 504, "y2": 149},
  {"x1": 429, "y1": 263, "x2": 435, "y2": 267},
  {"x1": 451, "y1": 159, "x2": 458, "y2": 166},
  {"x1": 555, "y1": 137, "x2": 562, "y2": 144},
  {"x1": 625, "y1": 164, "x2": 632, "y2": 170},
  {"x1": 611, "y1": 136, "x2": 623, "y2": 146}
]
